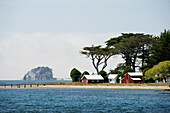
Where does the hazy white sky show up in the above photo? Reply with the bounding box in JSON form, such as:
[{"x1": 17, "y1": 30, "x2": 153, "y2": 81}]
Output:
[{"x1": 0, "y1": 0, "x2": 170, "y2": 79}]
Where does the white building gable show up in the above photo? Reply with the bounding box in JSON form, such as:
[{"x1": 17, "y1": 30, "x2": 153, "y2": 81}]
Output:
[
  {"x1": 131, "y1": 78, "x2": 141, "y2": 80},
  {"x1": 108, "y1": 74, "x2": 117, "y2": 79},
  {"x1": 128, "y1": 72, "x2": 143, "y2": 82},
  {"x1": 128, "y1": 72, "x2": 143, "y2": 76},
  {"x1": 81, "y1": 75, "x2": 104, "y2": 80},
  {"x1": 108, "y1": 74, "x2": 117, "y2": 83}
]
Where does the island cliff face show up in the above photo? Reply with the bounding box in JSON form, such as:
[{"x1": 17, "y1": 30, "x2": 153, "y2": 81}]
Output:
[{"x1": 23, "y1": 67, "x2": 54, "y2": 80}]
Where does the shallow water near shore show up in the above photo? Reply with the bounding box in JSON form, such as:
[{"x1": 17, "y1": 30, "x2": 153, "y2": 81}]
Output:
[
  {"x1": 0, "y1": 80, "x2": 72, "y2": 86},
  {"x1": 0, "y1": 89, "x2": 170, "y2": 113}
]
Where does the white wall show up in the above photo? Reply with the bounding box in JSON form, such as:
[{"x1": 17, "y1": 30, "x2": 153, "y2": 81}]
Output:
[{"x1": 109, "y1": 78, "x2": 117, "y2": 83}]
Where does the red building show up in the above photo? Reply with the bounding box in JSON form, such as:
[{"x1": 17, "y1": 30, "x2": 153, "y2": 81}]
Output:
[
  {"x1": 121, "y1": 73, "x2": 134, "y2": 83},
  {"x1": 121, "y1": 72, "x2": 143, "y2": 83},
  {"x1": 81, "y1": 75, "x2": 104, "y2": 84}
]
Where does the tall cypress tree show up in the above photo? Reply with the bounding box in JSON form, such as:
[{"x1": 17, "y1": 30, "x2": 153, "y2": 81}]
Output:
[{"x1": 150, "y1": 29, "x2": 170, "y2": 66}]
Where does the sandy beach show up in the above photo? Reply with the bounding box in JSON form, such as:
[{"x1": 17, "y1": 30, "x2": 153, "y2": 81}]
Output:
[{"x1": 0, "y1": 84, "x2": 169, "y2": 89}]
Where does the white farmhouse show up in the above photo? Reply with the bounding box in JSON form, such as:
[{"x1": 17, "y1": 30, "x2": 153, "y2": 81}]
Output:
[
  {"x1": 81, "y1": 75, "x2": 104, "y2": 84},
  {"x1": 108, "y1": 74, "x2": 117, "y2": 83}
]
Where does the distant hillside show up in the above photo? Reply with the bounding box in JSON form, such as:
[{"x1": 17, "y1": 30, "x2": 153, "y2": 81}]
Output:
[{"x1": 23, "y1": 66, "x2": 54, "y2": 80}]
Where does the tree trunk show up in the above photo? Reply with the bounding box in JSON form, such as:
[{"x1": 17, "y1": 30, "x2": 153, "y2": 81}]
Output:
[
  {"x1": 125, "y1": 55, "x2": 131, "y2": 67},
  {"x1": 132, "y1": 53, "x2": 137, "y2": 71},
  {"x1": 101, "y1": 58, "x2": 108, "y2": 71},
  {"x1": 92, "y1": 59, "x2": 99, "y2": 74},
  {"x1": 91, "y1": 55, "x2": 99, "y2": 74},
  {"x1": 141, "y1": 45, "x2": 145, "y2": 68}
]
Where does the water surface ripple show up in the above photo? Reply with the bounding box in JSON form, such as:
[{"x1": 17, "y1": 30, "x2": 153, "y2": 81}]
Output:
[{"x1": 0, "y1": 89, "x2": 169, "y2": 113}]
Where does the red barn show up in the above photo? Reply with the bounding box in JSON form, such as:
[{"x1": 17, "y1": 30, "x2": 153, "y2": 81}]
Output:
[
  {"x1": 121, "y1": 72, "x2": 143, "y2": 83},
  {"x1": 121, "y1": 73, "x2": 134, "y2": 83},
  {"x1": 81, "y1": 75, "x2": 104, "y2": 84}
]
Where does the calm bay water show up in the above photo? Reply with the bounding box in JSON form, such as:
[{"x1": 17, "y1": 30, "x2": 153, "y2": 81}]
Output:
[
  {"x1": 0, "y1": 89, "x2": 170, "y2": 113},
  {"x1": 0, "y1": 80, "x2": 72, "y2": 86}
]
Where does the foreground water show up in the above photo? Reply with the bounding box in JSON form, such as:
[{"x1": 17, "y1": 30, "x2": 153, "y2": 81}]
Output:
[{"x1": 0, "y1": 89, "x2": 169, "y2": 113}]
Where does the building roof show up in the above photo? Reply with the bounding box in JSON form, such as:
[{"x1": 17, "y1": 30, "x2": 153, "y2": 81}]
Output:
[
  {"x1": 81, "y1": 75, "x2": 104, "y2": 80},
  {"x1": 108, "y1": 74, "x2": 117, "y2": 79},
  {"x1": 131, "y1": 78, "x2": 141, "y2": 80},
  {"x1": 128, "y1": 72, "x2": 143, "y2": 76}
]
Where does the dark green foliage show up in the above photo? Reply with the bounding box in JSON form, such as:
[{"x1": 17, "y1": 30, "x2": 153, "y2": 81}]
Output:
[
  {"x1": 105, "y1": 33, "x2": 138, "y2": 47},
  {"x1": 105, "y1": 36, "x2": 123, "y2": 47},
  {"x1": 70, "y1": 68, "x2": 81, "y2": 82},
  {"x1": 73, "y1": 75, "x2": 80, "y2": 82},
  {"x1": 123, "y1": 66, "x2": 134, "y2": 75},
  {"x1": 116, "y1": 73, "x2": 124, "y2": 83},
  {"x1": 140, "y1": 65, "x2": 150, "y2": 71},
  {"x1": 106, "y1": 33, "x2": 153, "y2": 71},
  {"x1": 142, "y1": 68, "x2": 150, "y2": 82},
  {"x1": 98, "y1": 70, "x2": 108, "y2": 83},
  {"x1": 149, "y1": 29, "x2": 170, "y2": 66},
  {"x1": 82, "y1": 71, "x2": 90, "y2": 76},
  {"x1": 80, "y1": 71, "x2": 90, "y2": 81},
  {"x1": 109, "y1": 69, "x2": 119, "y2": 74},
  {"x1": 144, "y1": 78, "x2": 155, "y2": 83},
  {"x1": 142, "y1": 68, "x2": 150, "y2": 76},
  {"x1": 109, "y1": 63, "x2": 125, "y2": 74}
]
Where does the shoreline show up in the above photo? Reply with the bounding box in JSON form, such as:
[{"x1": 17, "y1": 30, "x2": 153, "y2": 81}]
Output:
[{"x1": 0, "y1": 85, "x2": 169, "y2": 89}]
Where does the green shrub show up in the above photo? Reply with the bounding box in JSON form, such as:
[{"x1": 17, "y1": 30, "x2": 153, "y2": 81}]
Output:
[
  {"x1": 98, "y1": 70, "x2": 108, "y2": 83},
  {"x1": 116, "y1": 73, "x2": 123, "y2": 83},
  {"x1": 142, "y1": 68, "x2": 150, "y2": 82},
  {"x1": 82, "y1": 71, "x2": 90, "y2": 76},
  {"x1": 123, "y1": 66, "x2": 134, "y2": 75},
  {"x1": 70, "y1": 68, "x2": 81, "y2": 82}
]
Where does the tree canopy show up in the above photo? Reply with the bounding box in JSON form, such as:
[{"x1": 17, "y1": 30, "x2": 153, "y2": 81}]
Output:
[
  {"x1": 106, "y1": 33, "x2": 153, "y2": 71},
  {"x1": 80, "y1": 45, "x2": 117, "y2": 73},
  {"x1": 82, "y1": 71, "x2": 90, "y2": 76},
  {"x1": 70, "y1": 68, "x2": 81, "y2": 82},
  {"x1": 98, "y1": 70, "x2": 108, "y2": 83},
  {"x1": 78, "y1": 29, "x2": 169, "y2": 83},
  {"x1": 123, "y1": 66, "x2": 134, "y2": 75},
  {"x1": 149, "y1": 29, "x2": 170, "y2": 66},
  {"x1": 145, "y1": 61, "x2": 170, "y2": 81},
  {"x1": 109, "y1": 63, "x2": 125, "y2": 74}
]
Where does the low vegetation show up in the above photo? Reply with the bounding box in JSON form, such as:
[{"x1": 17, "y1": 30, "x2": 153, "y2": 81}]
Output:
[{"x1": 145, "y1": 61, "x2": 170, "y2": 82}]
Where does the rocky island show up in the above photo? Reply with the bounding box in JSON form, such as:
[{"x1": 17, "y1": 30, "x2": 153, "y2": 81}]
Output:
[{"x1": 23, "y1": 66, "x2": 54, "y2": 80}]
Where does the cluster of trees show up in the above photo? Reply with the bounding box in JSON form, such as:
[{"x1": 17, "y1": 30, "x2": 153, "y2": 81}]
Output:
[
  {"x1": 80, "y1": 33, "x2": 153, "y2": 73},
  {"x1": 144, "y1": 61, "x2": 170, "y2": 82},
  {"x1": 70, "y1": 68, "x2": 90, "y2": 82},
  {"x1": 106, "y1": 33, "x2": 153, "y2": 71},
  {"x1": 80, "y1": 29, "x2": 170, "y2": 83},
  {"x1": 143, "y1": 30, "x2": 170, "y2": 82},
  {"x1": 70, "y1": 68, "x2": 108, "y2": 82}
]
